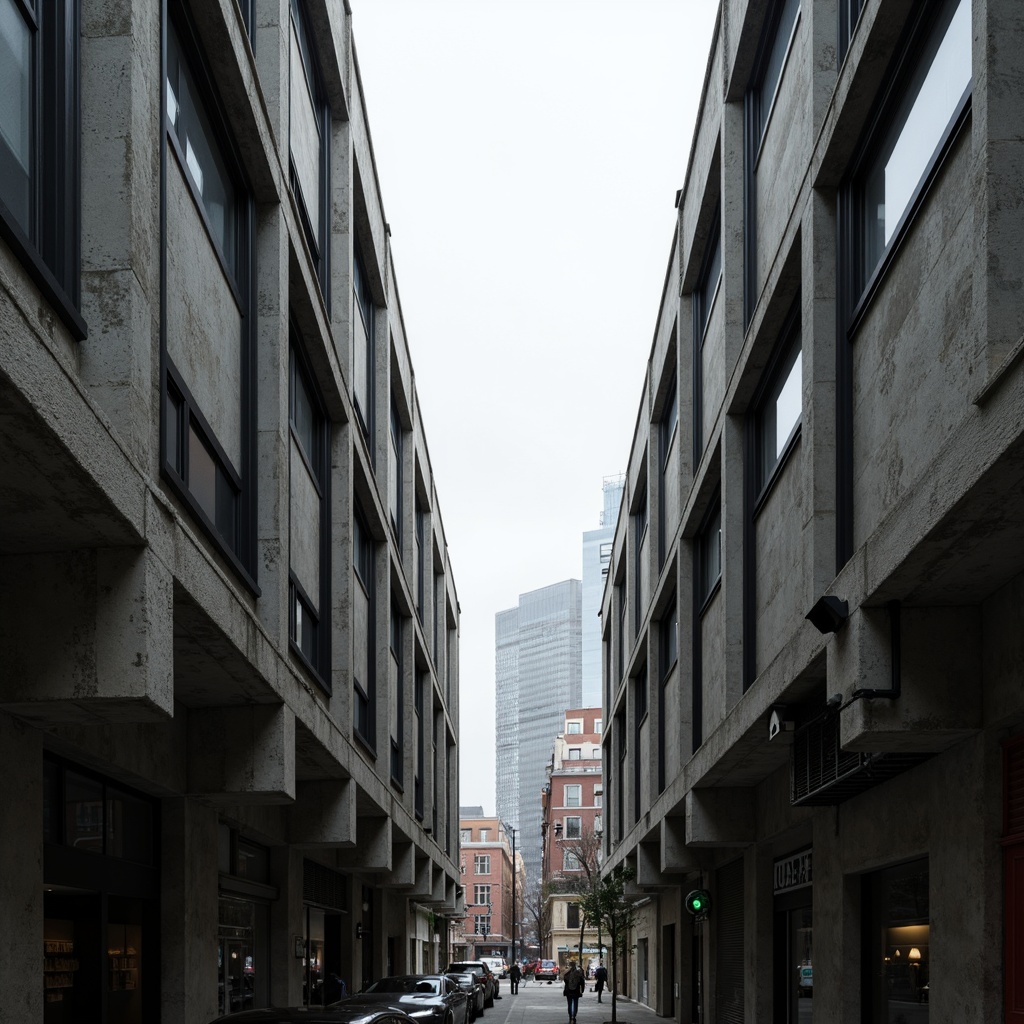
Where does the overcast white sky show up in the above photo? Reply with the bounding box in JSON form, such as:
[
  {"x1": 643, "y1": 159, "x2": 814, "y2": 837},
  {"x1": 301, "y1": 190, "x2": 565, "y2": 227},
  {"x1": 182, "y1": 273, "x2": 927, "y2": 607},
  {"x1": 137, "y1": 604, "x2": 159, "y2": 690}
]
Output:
[{"x1": 350, "y1": 0, "x2": 719, "y2": 814}]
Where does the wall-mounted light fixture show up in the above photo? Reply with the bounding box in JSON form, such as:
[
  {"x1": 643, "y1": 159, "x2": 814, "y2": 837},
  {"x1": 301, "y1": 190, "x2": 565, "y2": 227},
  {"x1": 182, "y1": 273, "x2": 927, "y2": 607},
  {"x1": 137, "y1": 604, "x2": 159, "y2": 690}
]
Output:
[
  {"x1": 805, "y1": 595, "x2": 849, "y2": 634},
  {"x1": 356, "y1": 923, "x2": 364, "y2": 939}
]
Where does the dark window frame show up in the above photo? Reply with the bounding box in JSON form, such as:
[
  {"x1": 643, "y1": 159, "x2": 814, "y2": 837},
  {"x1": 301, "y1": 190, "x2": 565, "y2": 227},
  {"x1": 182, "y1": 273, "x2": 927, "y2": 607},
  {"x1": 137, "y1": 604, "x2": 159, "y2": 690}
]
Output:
[
  {"x1": 389, "y1": 396, "x2": 404, "y2": 545},
  {"x1": 693, "y1": 495, "x2": 721, "y2": 753},
  {"x1": 288, "y1": 332, "x2": 331, "y2": 691},
  {"x1": 835, "y1": 0, "x2": 972, "y2": 569},
  {"x1": 389, "y1": 603, "x2": 404, "y2": 788},
  {"x1": 160, "y1": 0, "x2": 258, "y2": 594},
  {"x1": 838, "y1": 0, "x2": 865, "y2": 62},
  {"x1": 414, "y1": 671, "x2": 425, "y2": 819},
  {"x1": 633, "y1": 485, "x2": 648, "y2": 635},
  {"x1": 289, "y1": 0, "x2": 330, "y2": 303},
  {"x1": 659, "y1": 377, "x2": 679, "y2": 567},
  {"x1": 0, "y1": 0, "x2": 84, "y2": 339},
  {"x1": 658, "y1": 595, "x2": 677, "y2": 793},
  {"x1": 353, "y1": 247, "x2": 375, "y2": 446}
]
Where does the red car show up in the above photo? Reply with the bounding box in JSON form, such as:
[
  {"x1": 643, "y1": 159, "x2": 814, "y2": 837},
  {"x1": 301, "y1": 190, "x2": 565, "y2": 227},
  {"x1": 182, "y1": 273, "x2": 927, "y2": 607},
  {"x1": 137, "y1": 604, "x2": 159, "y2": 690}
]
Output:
[{"x1": 534, "y1": 959, "x2": 559, "y2": 982}]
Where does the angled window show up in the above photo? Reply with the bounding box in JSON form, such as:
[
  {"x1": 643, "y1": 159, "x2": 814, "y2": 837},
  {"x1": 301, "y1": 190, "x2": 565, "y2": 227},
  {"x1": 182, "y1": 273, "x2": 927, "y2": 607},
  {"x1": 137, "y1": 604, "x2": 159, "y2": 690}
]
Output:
[
  {"x1": 693, "y1": 212, "x2": 722, "y2": 459},
  {"x1": 352, "y1": 249, "x2": 374, "y2": 444},
  {"x1": 389, "y1": 398, "x2": 403, "y2": 543},
  {"x1": 389, "y1": 604, "x2": 403, "y2": 785},
  {"x1": 235, "y1": 0, "x2": 255, "y2": 38},
  {"x1": 288, "y1": 336, "x2": 330, "y2": 686},
  {"x1": 414, "y1": 503, "x2": 426, "y2": 620},
  {"x1": 744, "y1": 0, "x2": 801, "y2": 324},
  {"x1": 0, "y1": 0, "x2": 83, "y2": 338},
  {"x1": 634, "y1": 664, "x2": 647, "y2": 822},
  {"x1": 616, "y1": 580, "x2": 626, "y2": 683},
  {"x1": 697, "y1": 501, "x2": 722, "y2": 609},
  {"x1": 749, "y1": 0, "x2": 801, "y2": 152},
  {"x1": 659, "y1": 377, "x2": 679, "y2": 566},
  {"x1": 634, "y1": 487, "x2": 648, "y2": 634},
  {"x1": 755, "y1": 309, "x2": 802, "y2": 499},
  {"x1": 289, "y1": 0, "x2": 330, "y2": 299},
  {"x1": 353, "y1": 509, "x2": 376, "y2": 750},
  {"x1": 163, "y1": 4, "x2": 256, "y2": 587},
  {"x1": 847, "y1": 0, "x2": 971, "y2": 307},
  {"x1": 838, "y1": 0, "x2": 865, "y2": 61},
  {"x1": 414, "y1": 672, "x2": 425, "y2": 817}
]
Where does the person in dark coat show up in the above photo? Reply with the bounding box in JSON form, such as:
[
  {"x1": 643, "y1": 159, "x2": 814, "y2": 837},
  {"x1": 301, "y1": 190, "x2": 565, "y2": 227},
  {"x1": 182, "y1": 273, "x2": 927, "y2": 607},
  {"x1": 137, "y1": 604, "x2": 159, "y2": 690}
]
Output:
[
  {"x1": 594, "y1": 961, "x2": 608, "y2": 1002},
  {"x1": 509, "y1": 961, "x2": 522, "y2": 994}
]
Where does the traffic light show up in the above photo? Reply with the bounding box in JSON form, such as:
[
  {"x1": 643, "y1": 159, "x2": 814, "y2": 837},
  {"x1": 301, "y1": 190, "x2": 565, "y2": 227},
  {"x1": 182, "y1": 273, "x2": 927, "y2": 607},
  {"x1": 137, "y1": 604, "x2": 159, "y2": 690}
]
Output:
[{"x1": 685, "y1": 888, "x2": 712, "y2": 919}]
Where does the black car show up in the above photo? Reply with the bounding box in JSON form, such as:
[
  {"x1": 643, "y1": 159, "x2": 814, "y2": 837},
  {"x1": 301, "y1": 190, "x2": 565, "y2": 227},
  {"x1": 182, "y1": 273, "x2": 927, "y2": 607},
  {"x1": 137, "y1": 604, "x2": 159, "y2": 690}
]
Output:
[
  {"x1": 445, "y1": 971, "x2": 485, "y2": 1020},
  {"x1": 208, "y1": 1005, "x2": 416, "y2": 1024},
  {"x1": 356, "y1": 975, "x2": 470, "y2": 1024},
  {"x1": 444, "y1": 962, "x2": 495, "y2": 1007}
]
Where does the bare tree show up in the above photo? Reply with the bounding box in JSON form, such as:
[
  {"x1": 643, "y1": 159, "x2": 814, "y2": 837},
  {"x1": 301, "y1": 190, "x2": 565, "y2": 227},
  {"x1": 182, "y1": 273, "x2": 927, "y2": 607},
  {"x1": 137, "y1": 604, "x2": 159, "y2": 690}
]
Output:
[{"x1": 551, "y1": 827, "x2": 604, "y2": 964}]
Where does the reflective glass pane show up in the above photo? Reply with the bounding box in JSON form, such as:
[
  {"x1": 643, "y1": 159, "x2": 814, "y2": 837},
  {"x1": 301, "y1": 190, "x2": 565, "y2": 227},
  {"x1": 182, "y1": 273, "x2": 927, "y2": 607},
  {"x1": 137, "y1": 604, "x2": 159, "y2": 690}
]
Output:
[
  {"x1": 290, "y1": 22, "x2": 322, "y2": 247},
  {"x1": 106, "y1": 787, "x2": 153, "y2": 863},
  {"x1": 0, "y1": 0, "x2": 32, "y2": 233},
  {"x1": 291, "y1": 355, "x2": 317, "y2": 468},
  {"x1": 862, "y1": 0, "x2": 970, "y2": 278},
  {"x1": 65, "y1": 772, "x2": 104, "y2": 854}
]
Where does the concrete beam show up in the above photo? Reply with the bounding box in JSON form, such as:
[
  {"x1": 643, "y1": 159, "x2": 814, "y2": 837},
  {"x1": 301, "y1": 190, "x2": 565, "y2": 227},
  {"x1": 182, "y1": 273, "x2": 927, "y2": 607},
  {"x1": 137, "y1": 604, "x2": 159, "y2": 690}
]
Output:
[
  {"x1": 187, "y1": 704, "x2": 295, "y2": 803},
  {"x1": 832, "y1": 605, "x2": 983, "y2": 753},
  {"x1": 661, "y1": 815, "x2": 701, "y2": 873},
  {"x1": 686, "y1": 788, "x2": 755, "y2": 847},
  {"x1": 337, "y1": 816, "x2": 392, "y2": 872},
  {"x1": 289, "y1": 780, "x2": 355, "y2": 847},
  {"x1": 0, "y1": 548, "x2": 173, "y2": 723},
  {"x1": 386, "y1": 841, "x2": 415, "y2": 887}
]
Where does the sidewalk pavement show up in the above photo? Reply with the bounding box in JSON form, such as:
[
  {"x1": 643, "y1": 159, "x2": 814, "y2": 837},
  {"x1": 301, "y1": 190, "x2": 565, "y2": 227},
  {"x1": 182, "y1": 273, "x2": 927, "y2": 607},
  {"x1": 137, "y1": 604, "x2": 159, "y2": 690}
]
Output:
[{"x1": 495, "y1": 978, "x2": 663, "y2": 1024}]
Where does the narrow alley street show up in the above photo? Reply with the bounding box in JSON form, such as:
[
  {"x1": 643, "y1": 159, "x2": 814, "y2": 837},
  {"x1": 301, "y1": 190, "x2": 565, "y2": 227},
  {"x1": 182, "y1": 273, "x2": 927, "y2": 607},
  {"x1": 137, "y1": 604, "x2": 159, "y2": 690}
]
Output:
[{"x1": 484, "y1": 980, "x2": 662, "y2": 1024}]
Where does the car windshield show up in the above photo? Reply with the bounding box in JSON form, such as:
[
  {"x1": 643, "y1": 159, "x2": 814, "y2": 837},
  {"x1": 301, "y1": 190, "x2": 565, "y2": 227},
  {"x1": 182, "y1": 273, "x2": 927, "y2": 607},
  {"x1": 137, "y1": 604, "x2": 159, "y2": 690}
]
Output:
[{"x1": 365, "y1": 976, "x2": 439, "y2": 994}]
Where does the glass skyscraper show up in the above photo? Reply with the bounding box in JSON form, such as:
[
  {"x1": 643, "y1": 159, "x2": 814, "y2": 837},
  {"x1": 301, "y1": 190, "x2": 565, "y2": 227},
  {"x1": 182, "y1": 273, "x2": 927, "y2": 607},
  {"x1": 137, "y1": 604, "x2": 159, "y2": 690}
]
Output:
[
  {"x1": 495, "y1": 580, "x2": 582, "y2": 887},
  {"x1": 581, "y1": 476, "x2": 624, "y2": 708}
]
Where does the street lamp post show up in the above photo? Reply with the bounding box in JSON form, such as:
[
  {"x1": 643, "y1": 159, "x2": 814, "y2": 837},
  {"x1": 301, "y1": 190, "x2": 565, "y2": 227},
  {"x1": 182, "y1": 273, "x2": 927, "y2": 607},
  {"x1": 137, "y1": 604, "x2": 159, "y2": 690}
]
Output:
[{"x1": 500, "y1": 821, "x2": 518, "y2": 964}]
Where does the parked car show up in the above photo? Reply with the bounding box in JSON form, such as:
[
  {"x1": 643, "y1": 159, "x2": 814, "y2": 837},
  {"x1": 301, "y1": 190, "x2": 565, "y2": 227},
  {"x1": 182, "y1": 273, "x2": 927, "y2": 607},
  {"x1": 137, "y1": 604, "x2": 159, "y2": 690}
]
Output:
[
  {"x1": 445, "y1": 971, "x2": 485, "y2": 1020},
  {"x1": 534, "y1": 959, "x2": 559, "y2": 982},
  {"x1": 444, "y1": 961, "x2": 496, "y2": 1007},
  {"x1": 208, "y1": 1005, "x2": 417, "y2": 1024},
  {"x1": 356, "y1": 975, "x2": 469, "y2": 1024},
  {"x1": 480, "y1": 957, "x2": 507, "y2": 980}
]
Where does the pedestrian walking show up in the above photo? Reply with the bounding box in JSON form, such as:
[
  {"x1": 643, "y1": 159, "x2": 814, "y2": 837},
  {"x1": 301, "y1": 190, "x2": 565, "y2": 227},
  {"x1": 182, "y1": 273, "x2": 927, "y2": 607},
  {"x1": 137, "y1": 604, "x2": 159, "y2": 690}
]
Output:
[
  {"x1": 594, "y1": 961, "x2": 607, "y2": 1003},
  {"x1": 509, "y1": 961, "x2": 521, "y2": 994},
  {"x1": 562, "y1": 959, "x2": 585, "y2": 1024}
]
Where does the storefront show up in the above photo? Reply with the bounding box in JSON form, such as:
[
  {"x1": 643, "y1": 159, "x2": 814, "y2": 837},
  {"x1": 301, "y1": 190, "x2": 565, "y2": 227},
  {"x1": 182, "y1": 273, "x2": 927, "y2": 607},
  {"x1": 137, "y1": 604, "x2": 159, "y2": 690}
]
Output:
[
  {"x1": 42, "y1": 756, "x2": 159, "y2": 1024},
  {"x1": 772, "y1": 847, "x2": 813, "y2": 1024},
  {"x1": 302, "y1": 859, "x2": 349, "y2": 1005}
]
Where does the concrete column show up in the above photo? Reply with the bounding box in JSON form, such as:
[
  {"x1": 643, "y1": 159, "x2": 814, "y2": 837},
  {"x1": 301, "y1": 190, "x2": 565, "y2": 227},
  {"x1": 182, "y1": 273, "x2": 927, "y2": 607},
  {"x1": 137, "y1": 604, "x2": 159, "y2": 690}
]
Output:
[
  {"x1": 161, "y1": 797, "x2": 219, "y2": 1024},
  {"x1": 270, "y1": 846, "x2": 305, "y2": 1007},
  {"x1": 0, "y1": 714, "x2": 42, "y2": 1024}
]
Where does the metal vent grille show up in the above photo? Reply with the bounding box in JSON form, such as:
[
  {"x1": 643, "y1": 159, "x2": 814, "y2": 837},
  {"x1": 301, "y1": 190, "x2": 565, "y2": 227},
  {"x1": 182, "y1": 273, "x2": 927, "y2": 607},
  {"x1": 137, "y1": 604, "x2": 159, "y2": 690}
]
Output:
[
  {"x1": 303, "y1": 859, "x2": 348, "y2": 911},
  {"x1": 791, "y1": 710, "x2": 930, "y2": 806}
]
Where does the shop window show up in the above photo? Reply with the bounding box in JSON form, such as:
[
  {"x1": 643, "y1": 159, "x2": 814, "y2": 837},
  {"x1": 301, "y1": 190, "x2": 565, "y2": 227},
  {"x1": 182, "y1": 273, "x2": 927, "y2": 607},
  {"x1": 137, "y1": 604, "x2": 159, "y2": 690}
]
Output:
[
  {"x1": 0, "y1": 0, "x2": 84, "y2": 338},
  {"x1": 863, "y1": 858, "x2": 930, "y2": 1019}
]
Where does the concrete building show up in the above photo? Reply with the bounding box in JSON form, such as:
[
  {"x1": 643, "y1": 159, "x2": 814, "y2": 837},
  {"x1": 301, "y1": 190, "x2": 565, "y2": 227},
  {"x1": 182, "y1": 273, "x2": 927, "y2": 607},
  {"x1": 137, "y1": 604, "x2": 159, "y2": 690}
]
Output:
[
  {"x1": 0, "y1": 1, "x2": 460, "y2": 1020},
  {"x1": 601, "y1": 0, "x2": 1024, "y2": 1022},
  {"x1": 540, "y1": 708, "x2": 605, "y2": 973},
  {"x1": 582, "y1": 477, "x2": 625, "y2": 708},
  {"x1": 453, "y1": 812, "x2": 523, "y2": 964},
  {"x1": 495, "y1": 580, "x2": 582, "y2": 888}
]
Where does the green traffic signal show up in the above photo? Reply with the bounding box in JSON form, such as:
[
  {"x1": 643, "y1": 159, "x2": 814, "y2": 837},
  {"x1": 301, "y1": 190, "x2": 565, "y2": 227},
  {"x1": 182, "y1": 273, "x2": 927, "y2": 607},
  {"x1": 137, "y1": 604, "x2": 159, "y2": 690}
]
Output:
[{"x1": 685, "y1": 888, "x2": 712, "y2": 917}]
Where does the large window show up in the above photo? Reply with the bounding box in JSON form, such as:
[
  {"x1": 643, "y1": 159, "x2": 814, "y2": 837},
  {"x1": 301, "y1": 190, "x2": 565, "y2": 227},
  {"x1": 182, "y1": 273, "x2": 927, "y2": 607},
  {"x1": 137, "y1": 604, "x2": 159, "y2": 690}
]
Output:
[
  {"x1": 697, "y1": 501, "x2": 722, "y2": 609},
  {"x1": 474, "y1": 884, "x2": 491, "y2": 906},
  {"x1": 289, "y1": 0, "x2": 330, "y2": 298},
  {"x1": 474, "y1": 855, "x2": 490, "y2": 875},
  {"x1": 659, "y1": 378, "x2": 679, "y2": 566},
  {"x1": 0, "y1": 0, "x2": 83, "y2": 337},
  {"x1": 564, "y1": 784, "x2": 582, "y2": 808},
  {"x1": 353, "y1": 510, "x2": 375, "y2": 749},
  {"x1": 289, "y1": 338, "x2": 329, "y2": 686},
  {"x1": 564, "y1": 816, "x2": 582, "y2": 839},
  {"x1": 634, "y1": 487, "x2": 648, "y2": 633},
  {"x1": 389, "y1": 398, "x2": 403, "y2": 542},
  {"x1": 850, "y1": 0, "x2": 971, "y2": 303},
  {"x1": 163, "y1": 5, "x2": 256, "y2": 586}
]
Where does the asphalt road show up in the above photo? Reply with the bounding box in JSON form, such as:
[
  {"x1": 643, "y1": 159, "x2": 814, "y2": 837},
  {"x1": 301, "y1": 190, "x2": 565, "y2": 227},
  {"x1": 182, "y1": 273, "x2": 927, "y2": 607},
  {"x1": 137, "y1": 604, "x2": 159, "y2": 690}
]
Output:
[{"x1": 481, "y1": 977, "x2": 663, "y2": 1024}]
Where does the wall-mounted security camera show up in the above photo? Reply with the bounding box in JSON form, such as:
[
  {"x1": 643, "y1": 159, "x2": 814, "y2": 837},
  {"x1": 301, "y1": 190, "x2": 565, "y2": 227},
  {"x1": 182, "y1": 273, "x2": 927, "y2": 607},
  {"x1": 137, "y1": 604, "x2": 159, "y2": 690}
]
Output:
[{"x1": 768, "y1": 706, "x2": 795, "y2": 743}]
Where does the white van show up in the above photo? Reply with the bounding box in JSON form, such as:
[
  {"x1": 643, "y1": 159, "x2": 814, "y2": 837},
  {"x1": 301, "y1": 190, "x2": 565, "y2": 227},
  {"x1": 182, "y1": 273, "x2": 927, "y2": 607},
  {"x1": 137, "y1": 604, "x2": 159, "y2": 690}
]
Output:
[{"x1": 481, "y1": 957, "x2": 508, "y2": 979}]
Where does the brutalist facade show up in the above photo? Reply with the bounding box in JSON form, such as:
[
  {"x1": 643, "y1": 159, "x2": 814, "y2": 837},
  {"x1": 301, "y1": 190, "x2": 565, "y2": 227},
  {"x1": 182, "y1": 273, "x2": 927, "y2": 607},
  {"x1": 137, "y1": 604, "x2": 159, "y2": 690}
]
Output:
[
  {"x1": 601, "y1": 0, "x2": 1023, "y2": 1022},
  {"x1": 0, "y1": 1, "x2": 460, "y2": 1021}
]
